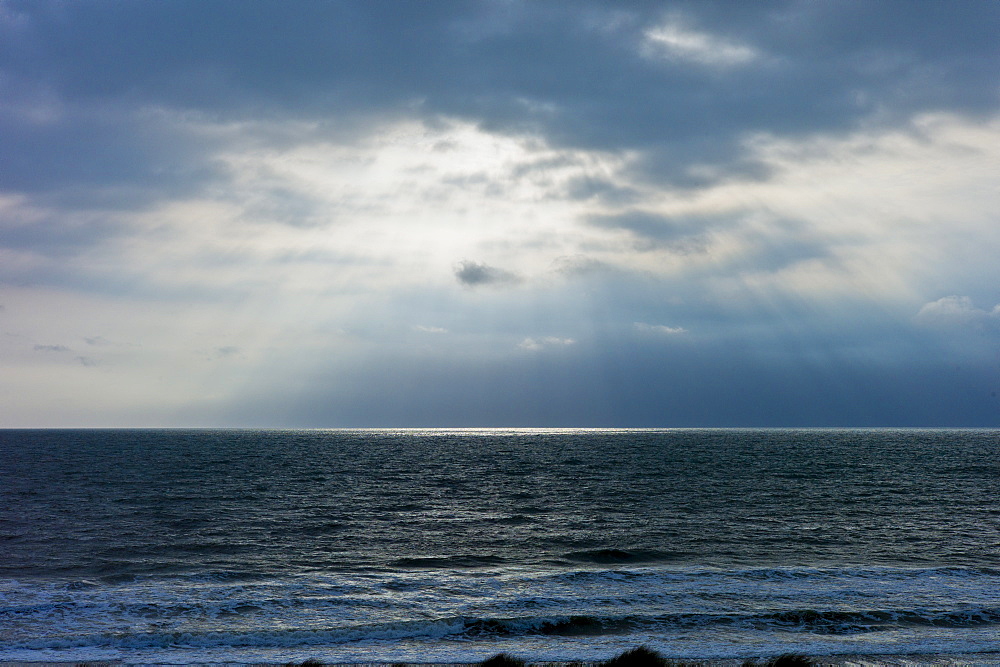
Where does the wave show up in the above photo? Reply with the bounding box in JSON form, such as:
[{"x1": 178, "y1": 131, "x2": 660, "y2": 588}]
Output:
[
  {"x1": 463, "y1": 607, "x2": 1000, "y2": 638},
  {"x1": 6, "y1": 563, "x2": 999, "y2": 598},
  {"x1": 390, "y1": 554, "x2": 508, "y2": 568},
  {"x1": 6, "y1": 563, "x2": 1000, "y2": 659},
  {"x1": 8, "y1": 619, "x2": 467, "y2": 651},
  {"x1": 9, "y1": 605, "x2": 1000, "y2": 652},
  {"x1": 559, "y1": 549, "x2": 684, "y2": 564},
  {"x1": 762, "y1": 607, "x2": 1000, "y2": 633}
]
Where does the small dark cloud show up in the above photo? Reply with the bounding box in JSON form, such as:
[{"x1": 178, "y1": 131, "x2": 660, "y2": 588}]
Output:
[
  {"x1": 213, "y1": 345, "x2": 242, "y2": 359},
  {"x1": 454, "y1": 260, "x2": 520, "y2": 287},
  {"x1": 84, "y1": 335, "x2": 135, "y2": 348},
  {"x1": 33, "y1": 344, "x2": 69, "y2": 352},
  {"x1": 76, "y1": 356, "x2": 99, "y2": 367}
]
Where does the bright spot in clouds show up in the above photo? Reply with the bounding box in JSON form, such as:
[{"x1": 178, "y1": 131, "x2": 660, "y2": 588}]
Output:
[{"x1": 643, "y1": 16, "x2": 758, "y2": 67}]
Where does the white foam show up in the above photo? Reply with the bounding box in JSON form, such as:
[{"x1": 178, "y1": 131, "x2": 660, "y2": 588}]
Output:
[{"x1": 4, "y1": 564, "x2": 1000, "y2": 662}]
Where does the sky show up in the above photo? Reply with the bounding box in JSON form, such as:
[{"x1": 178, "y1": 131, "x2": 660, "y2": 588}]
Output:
[{"x1": 1, "y1": 0, "x2": 999, "y2": 427}]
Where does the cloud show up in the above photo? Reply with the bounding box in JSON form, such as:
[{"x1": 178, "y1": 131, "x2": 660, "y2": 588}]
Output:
[
  {"x1": 915, "y1": 296, "x2": 1000, "y2": 332},
  {"x1": 1, "y1": 212, "x2": 130, "y2": 258},
  {"x1": 562, "y1": 175, "x2": 641, "y2": 205},
  {"x1": 454, "y1": 261, "x2": 520, "y2": 287},
  {"x1": 413, "y1": 325, "x2": 448, "y2": 334},
  {"x1": 642, "y1": 16, "x2": 758, "y2": 68},
  {"x1": 549, "y1": 255, "x2": 620, "y2": 278},
  {"x1": 33, "y1": 344, "x2": 69, "y2": 352},
  {"x1": 2, "y1": 0, "x2": 996, "y2": 209},
  {"x1": 635, "y1": 323, "x2": 687, "y2": 336},
  {"x1": 587, "y1": 210, "x2": 697, "y2": 241},
  {"x1": 84, "y1": 335, "x2": 117, "y2": 346},
  {"x1": 584, "y1": 210, "x2": 720, "y2": 253},
  {"x1": 519, "y1": 336, "x2": 576, "y2": 351}
]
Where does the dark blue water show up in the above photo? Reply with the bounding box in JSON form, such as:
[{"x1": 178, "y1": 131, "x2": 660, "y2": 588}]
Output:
[{"x1": 2, "y1": 428, "x2": 1000, "y2": 663}]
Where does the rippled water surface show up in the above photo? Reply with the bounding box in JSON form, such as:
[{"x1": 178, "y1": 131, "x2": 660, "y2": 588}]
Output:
[{"x1": 2, "y1": 428, "x2": 999, "y2": 663}]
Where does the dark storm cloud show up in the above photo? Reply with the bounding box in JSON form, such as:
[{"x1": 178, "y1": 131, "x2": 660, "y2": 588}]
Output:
[
  {"x1": 2, "y1": 0, "x2": 997, "y2": 204},
  {"x1": 454, "y1": 261, "x2": 520, "y2": 287},
  {"x1": 213, "y1": 346, "x2": 243, "y2": 359}
]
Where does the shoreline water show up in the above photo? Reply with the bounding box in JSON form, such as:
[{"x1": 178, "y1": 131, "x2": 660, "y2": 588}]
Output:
[{"x1": 5, "y1": 655, "x2": 1000, "y2": 666}]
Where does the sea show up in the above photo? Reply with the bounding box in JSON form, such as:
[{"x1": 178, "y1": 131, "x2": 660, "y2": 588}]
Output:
[{"x1": 2, "y1": 428, "x2": 1000, "y2": 665}]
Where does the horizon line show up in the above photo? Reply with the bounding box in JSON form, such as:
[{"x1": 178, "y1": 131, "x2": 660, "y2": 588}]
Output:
[{"x1": 2, "y1": 425, "x2": 998, "y2": 431}]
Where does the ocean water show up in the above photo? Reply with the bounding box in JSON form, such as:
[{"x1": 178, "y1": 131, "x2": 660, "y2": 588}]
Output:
[{"x1": 2, "y1": 428, "x2": 1000, "y2": 664}]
